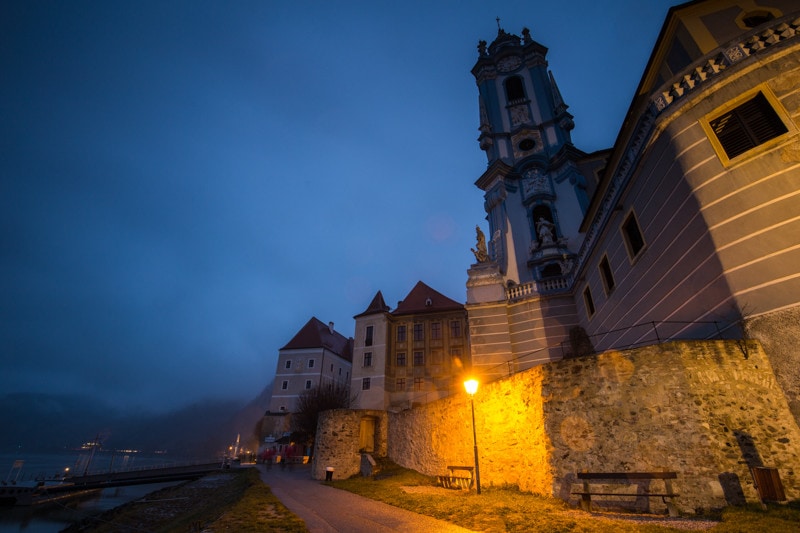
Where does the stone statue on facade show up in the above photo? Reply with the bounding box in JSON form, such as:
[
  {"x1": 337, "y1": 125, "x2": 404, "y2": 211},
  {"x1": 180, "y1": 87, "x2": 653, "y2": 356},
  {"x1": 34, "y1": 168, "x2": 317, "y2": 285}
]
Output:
[
  {"x1": 471, "y1": 225, "x2": 490, "y2": 263},
  {"x1": 536, "y1": 217, "x2": 555, "y2": 245}
]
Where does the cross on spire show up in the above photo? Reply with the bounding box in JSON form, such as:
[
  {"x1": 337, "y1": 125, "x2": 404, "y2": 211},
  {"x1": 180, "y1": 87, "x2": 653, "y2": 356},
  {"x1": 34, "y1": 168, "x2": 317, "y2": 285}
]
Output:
[{"x1": 496, "y1": 17, "x2": 501, "y2": 30}]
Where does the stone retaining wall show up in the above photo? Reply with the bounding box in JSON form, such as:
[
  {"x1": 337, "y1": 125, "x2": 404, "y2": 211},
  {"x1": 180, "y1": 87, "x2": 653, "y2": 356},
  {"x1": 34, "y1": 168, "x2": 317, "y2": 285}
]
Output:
[
  {"x1": 311, "y1": 409, "x2": 387, "y2": 481},
  {"x1": 746, "y1": 307, "x2": 800, "y2": 425},
  {"x1": 314, "y1": 340, "x2": 800, "y2": 513}
]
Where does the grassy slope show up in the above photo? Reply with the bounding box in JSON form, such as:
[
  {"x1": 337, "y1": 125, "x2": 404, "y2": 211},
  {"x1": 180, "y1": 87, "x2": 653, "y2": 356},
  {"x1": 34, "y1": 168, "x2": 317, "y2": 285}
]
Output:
[{"x1": 330, "y1": 460, "x2": 800, "y2": 533}]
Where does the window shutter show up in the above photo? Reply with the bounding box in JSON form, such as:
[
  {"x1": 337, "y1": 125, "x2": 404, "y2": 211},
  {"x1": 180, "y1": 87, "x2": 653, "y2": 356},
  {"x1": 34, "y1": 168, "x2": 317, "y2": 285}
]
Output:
[{"x1": 709, "y1": 92, "x2": 787, "y2": 159}]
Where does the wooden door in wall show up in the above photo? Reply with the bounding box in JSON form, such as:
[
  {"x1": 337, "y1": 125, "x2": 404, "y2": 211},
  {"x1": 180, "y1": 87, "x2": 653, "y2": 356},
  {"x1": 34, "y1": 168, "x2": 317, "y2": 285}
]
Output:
[{"x1": 359, "y1": 417, "x2": 376, "y2": 452}]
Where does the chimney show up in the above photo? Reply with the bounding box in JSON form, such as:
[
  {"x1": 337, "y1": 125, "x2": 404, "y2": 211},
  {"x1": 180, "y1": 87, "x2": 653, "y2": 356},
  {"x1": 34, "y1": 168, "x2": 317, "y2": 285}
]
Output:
[{"x1": 328, "y1": 322, "x2": 334, "y2": 334}]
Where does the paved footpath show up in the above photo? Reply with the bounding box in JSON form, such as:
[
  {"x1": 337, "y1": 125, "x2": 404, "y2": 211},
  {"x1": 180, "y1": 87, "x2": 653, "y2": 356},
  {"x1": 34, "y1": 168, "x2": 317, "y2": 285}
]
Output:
[{"x1": 260, "y1": 464, "x2": 478, "y2": 533}]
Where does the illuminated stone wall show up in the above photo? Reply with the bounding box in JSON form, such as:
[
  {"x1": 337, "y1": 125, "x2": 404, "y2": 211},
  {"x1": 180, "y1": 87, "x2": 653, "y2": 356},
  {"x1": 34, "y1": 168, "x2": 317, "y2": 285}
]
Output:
[
  {"x1": 746, "y1": 307, "x2": 800, "y2": 426},
  {"x1": 388, "y1": 367, "x2": 553, "y2": 494},
  {"x1": 312, "y1": 409, "x2": 388, "y2": 481},
  {"x1": 314, "y1": 340, "x2": 800, "y2": 512},
  {"x1": 386, "y1": 340, "x2": 800, "y2": 513}
]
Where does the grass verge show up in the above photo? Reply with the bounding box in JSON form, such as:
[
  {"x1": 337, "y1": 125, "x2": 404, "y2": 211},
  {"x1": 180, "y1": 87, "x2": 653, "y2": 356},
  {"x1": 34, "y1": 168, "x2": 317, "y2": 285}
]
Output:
[
  {"x1": 206, "y1": 468, "x2": 306, "y2": 532},
  {"x1": 330, "y1": 459, "x2": 800, "y2": 533}
]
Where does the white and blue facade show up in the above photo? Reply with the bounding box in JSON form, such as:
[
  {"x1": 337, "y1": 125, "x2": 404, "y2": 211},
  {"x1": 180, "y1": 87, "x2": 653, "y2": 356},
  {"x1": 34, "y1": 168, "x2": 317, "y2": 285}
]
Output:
[{"x1": 466, "y1": 0, "x2": 800, "y2": 414}]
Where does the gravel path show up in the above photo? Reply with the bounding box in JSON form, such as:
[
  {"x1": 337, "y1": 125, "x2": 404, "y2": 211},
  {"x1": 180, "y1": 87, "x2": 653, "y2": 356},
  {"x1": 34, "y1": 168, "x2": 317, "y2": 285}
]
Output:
[{"x1": 261, "y1": 465, "x2": 477, "y2": 533}]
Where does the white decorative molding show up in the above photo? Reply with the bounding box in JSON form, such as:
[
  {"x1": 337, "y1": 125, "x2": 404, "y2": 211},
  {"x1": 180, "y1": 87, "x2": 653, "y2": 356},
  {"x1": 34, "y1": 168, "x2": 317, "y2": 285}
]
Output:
[
  {"x1": 521, "y1": 168, "x2": 551, "y2": 198},
  {"x1": 510, "y1": 104, "x2": 530, "y2": 126},
  {"x1": 497, "y1": 55, "x2": 522, "y2": 72}
]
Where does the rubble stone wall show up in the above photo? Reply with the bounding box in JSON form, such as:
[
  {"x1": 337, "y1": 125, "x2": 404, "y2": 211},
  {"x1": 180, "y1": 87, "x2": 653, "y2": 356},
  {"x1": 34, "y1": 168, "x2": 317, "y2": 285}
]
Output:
[
  {"x1": 746, "y1": 307, "x2": 800, "y2": 425},
  {"x1": 314, "y1": 341, "x2": 800, "y2": 513}
]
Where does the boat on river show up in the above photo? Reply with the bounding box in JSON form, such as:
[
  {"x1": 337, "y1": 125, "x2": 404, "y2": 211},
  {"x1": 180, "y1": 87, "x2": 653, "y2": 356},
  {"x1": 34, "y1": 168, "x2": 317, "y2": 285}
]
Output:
[
  {"x1": 1, "y1": 458, "x2": 98, "y2": 506},
  {"x1": 0, "y1": 478, "x2": 99, "y2": 506}
]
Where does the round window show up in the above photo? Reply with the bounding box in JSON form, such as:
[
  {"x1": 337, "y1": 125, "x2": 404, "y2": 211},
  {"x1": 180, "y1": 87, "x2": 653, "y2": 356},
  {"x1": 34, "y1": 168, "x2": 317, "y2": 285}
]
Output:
[{"x1": 519, "y1": 138, "x2": 535, "y2": 151}]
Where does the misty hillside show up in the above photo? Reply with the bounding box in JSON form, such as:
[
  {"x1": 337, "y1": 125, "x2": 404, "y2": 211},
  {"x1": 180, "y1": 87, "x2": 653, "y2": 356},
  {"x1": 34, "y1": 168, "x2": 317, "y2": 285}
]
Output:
[{"x1": 0, "y1": 387, "x2": 271, "y2": 458}]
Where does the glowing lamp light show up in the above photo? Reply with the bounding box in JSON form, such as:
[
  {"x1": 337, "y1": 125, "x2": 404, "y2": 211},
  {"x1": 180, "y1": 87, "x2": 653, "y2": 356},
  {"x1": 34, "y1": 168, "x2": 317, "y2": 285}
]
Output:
[{"x1": 464, "y1": 379, "x2": 479, "y2": 396}]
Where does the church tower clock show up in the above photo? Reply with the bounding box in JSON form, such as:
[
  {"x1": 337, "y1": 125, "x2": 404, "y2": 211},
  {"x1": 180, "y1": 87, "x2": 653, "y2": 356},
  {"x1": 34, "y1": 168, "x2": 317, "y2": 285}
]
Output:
[{"x1": 470, "y1": 24, "x2": 591, "y2": 288}]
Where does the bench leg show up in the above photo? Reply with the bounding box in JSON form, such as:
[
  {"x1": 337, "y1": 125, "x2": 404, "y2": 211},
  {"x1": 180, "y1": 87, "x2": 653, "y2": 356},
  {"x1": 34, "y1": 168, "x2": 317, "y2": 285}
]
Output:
[
  {"x1": 665, "y1": 498, "x2": 679, "y2": 517},
  {"x1": 580, "y1": 480, "x2": 592, "y2": 512},
  {"x1": 664, "y1": 479, "x2": 679, "y2": 517},
  {"x1": 580, "y1": 493, "x2": 592, "y2": 512}
]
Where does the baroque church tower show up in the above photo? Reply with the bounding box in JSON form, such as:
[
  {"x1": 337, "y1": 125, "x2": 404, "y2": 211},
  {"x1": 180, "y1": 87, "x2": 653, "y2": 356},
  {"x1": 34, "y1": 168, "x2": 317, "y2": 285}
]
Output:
[{"x1": 466, "y1": 25, "x2": 603, "y2": 379}]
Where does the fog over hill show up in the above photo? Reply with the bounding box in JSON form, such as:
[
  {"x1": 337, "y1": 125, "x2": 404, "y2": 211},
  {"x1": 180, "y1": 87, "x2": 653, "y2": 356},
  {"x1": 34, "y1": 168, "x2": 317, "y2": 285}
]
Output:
[{"x1": 0, "y1": 386, "x2": 271, "y2": 458}]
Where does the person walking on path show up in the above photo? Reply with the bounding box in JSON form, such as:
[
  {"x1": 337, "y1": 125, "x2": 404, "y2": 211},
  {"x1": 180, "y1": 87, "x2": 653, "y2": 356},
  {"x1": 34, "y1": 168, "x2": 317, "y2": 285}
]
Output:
[{"x1": 260, "y1": 463, "x2": 477, "y2": 533}]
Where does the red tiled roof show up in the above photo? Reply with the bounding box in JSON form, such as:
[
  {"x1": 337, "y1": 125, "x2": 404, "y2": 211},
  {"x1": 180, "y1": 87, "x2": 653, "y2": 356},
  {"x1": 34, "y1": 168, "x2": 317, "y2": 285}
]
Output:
[
  {"x1": 392, "y1": 281, "x2": 463, "y2": 316},
  {"x1": 280, "y1": 317, "x2": 353, "y2": 362}
]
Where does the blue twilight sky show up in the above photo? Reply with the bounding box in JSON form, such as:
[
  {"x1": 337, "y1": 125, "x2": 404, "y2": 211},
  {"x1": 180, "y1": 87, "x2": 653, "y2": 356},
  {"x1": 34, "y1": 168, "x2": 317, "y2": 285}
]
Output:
[{"x1": 1, "y1": 0, "x2": 678, "y2": 412}]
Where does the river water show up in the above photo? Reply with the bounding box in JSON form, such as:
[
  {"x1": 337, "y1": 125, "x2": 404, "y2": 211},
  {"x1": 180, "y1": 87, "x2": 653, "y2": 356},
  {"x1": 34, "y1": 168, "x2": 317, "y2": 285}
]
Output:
[{"x1": 0, "y1": 451, "x2": 208, "y2": 532}]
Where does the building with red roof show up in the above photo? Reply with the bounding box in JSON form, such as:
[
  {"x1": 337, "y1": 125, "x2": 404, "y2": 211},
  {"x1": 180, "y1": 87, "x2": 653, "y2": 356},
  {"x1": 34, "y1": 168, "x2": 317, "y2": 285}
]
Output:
[{"x1": 351, "y1": 281, "x2": 470, "y2": 412}]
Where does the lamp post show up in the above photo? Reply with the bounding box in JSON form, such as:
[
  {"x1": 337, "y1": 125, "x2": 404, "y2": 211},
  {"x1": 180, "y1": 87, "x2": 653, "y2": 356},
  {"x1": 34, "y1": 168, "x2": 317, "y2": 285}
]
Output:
[{"x1": 464, "y1": 378, "x2": 481, "y2": 494}]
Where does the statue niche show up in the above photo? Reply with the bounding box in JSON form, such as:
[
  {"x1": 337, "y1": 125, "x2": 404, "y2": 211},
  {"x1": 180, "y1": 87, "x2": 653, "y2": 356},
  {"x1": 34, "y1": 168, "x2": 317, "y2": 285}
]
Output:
[{"x1": 532, "y1": 205, "x2": 556, "y2": 247}]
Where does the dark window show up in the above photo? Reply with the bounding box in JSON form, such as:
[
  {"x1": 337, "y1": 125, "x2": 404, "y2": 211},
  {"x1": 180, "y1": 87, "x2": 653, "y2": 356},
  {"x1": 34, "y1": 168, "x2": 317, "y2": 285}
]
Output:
[
  {"x1": 363, "y1": 352, "x2": 372, "y2": 367},
  {"x1": 623, "y1": 212, "x2": 645, "y2": 258},
  {"x1": 308, "y1": 359, "x2": 315, "y2": 368},
  {"x1": 414, "y1": 377, "x2": 424, "y2": 391},
  {"x1": 450, "y1": 347, "x2": 462, "y2": 359},
  {"x1": 365, "y1": 325, "x2": 373, "y2": 346},
  {"x1": 413, "y1": 351, "x2": 424, "y2": 366},
  {"x1": 396, "y1": 325, "x2": 406, "y2": 342},
  {"x1": 281, "y1": 380, "x2": 288, "y2": 390},
  {"x1": 742, "y1": 11, "x2": 774, "y2": 28},
  {"x1": 396, "y1": 352, "x2": 406, "y2": 366},
  {"x1": 431, "y1": 322, "x2": 441, "y2": 340},
  {"x1": 305, "y1": 380, "x2": 312, "y2": 390},
  {"x1": 504, "y1": 76, "x2": 525, "y2": 102},
  {"x1": 541, "y1": 263, "x2": 562, "y2": 278},
  {"x1": 450, "y1": 320, "x2": 461, "y2": 338},
  {"x1": 583, "y1": 287, "x2": 595, "y2": 317},
  {"x1": 413, "y1": 323, "x2": 424, "y2": 341},
  {"x1": 709, "y1": 92, "x2": 787, "y2": 160},
  {"x1": 362, "y1": 378, "x2": 371, "y2": 391},
  {"x1": 285, "y1": 360, "x2": 291, "y2": 369},
  {"x1": 396, "y1": 378, "x2": 406, "y2": 391},
  {"x1": 600, "y1": 256, "x2": 615, "y2": 293}
]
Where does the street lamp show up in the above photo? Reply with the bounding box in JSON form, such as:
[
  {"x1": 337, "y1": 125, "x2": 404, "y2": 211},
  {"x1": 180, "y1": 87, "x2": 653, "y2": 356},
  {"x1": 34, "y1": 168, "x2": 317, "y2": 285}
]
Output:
[{"x1": 463, "y1": 378, "x2": 481, "y2": 494}]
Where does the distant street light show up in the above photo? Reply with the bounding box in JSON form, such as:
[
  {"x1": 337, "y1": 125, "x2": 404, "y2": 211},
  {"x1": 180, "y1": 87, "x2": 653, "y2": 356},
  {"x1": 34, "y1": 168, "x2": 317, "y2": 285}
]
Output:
[{"x1": 463, "y1": 378, "x2": 481, "y2": 494}]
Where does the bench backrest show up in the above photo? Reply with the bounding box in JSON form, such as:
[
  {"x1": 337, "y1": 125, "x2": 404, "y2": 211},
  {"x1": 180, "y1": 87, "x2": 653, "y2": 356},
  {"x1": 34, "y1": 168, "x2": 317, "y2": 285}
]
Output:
[{"x1": 577, "y1": 472, "x2": 677, "y2": 480}]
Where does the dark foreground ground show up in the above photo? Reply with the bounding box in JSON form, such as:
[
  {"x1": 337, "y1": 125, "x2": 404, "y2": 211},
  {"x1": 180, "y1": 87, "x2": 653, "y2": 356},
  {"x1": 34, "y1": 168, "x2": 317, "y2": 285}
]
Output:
[
  {"x1": 60, "y1": 468, "x2": 288, "y2": 532},
  {"x1": 58, "y1": 465, "x2": 800, "y2": 533}
]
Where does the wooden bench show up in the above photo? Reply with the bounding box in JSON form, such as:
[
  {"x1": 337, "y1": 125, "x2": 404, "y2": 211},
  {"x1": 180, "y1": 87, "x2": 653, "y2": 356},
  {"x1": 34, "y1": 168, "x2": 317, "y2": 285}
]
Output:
[
  {"x1": 437, "y1": 465, "x2": 474, "y2": 490},
  {"x1": 572, "y1": 472, "x2": 680, "y2": 517}
]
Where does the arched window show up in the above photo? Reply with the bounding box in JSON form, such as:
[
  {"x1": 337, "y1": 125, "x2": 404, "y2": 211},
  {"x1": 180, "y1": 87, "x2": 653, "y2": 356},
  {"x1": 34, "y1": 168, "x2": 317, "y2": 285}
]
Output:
[
  {"x1": 504, "y1": 76, "x2": 525, "y2": 102},
  {"x1": 541, "y1": 263, "x2": 562, "y2": 278}
]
